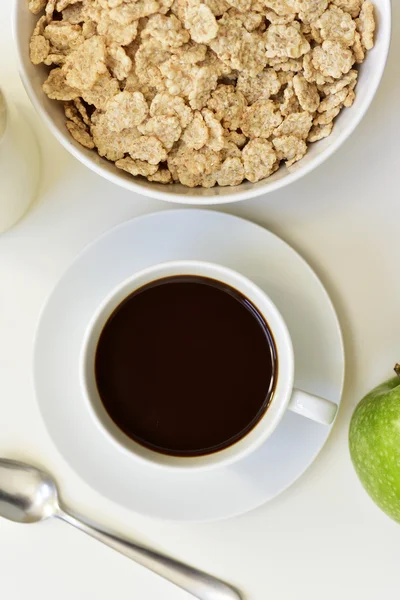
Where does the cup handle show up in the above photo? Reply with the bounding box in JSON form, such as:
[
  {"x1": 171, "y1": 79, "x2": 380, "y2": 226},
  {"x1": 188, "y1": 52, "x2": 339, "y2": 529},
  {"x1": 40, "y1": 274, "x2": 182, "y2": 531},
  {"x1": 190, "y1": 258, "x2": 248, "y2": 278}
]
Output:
[{"x1": 288, "y1": 389, "x2": 337, "y2": 425}]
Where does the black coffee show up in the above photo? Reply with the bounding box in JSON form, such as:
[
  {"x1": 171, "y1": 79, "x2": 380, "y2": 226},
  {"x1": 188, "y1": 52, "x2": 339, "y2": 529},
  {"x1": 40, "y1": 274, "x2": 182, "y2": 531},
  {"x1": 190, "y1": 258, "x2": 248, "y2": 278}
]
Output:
[{"x1": 95, "y1": 276, "x2": 277, "y2": 457}]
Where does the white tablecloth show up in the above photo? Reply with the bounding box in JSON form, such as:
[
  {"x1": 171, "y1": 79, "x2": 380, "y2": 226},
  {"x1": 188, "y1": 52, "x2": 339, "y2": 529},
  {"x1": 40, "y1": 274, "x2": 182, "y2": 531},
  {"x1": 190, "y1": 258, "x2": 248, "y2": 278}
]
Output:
[{"x1": 1, "y1": 1, "x2": 400, "y2": 598}]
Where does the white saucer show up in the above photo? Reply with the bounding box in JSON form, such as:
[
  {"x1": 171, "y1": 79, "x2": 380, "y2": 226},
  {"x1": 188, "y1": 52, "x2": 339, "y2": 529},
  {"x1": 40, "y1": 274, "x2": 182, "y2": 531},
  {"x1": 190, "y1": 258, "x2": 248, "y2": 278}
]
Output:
[{"x1": 34, "y1": 210, "x2": 344, "y2": 522}]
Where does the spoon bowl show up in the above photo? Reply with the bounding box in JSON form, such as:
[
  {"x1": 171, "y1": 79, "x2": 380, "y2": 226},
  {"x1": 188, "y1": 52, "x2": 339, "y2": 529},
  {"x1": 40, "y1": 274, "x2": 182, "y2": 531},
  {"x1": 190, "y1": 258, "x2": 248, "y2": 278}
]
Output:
[{"x1": 0, "y1": 459, "x2": 59, "y2": 524}]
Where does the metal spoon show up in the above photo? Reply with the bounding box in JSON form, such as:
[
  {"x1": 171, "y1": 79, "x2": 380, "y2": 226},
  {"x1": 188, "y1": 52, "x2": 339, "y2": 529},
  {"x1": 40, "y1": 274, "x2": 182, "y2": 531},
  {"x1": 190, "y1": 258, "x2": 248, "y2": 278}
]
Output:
[{"x1": 0, "y1": 458, "x2": 241, "y2": 600}]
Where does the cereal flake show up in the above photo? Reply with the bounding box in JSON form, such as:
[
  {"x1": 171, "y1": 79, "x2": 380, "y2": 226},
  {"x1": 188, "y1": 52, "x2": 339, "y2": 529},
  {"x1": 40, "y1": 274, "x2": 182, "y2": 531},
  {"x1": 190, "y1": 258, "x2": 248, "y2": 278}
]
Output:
[
  {"x1": 293, "y1": 73, "x2": 320, "y2": 112},
  {"x1": 273, "y1": 134, "x2": 306, "y2": 166},
  {"x1": 352, "y1": 31, "x2": 365, "y2": 63},
  {"x1": 207, "y1": 84, "x2": 247, "y2": 130},
  {"x1": 148, "y1": 168, "x2": 173, "y2": 182},
  {"x1": 307, "y1": 121, "x2": 333, "y2": 142},
  {"x1": 66, "y1": 120, "x2": 95, "y2": 148},
  {"x1": 311, "y1": 41, "x2": 354, "y2": 79},
  {"x1": 241, "y1": 99, "x2": 283, "y2": 138},
  {"x1": 242, "y1": 139, "x2": 278, "y2": 182},
  {"x1": 356, "y1": 1, "x2": 375, "y2": 50},
  {"x1": 274, "y1": 110, "x2": 313, "y2": 138},
  {"x1": 209, "y1": 14, "x2": 267, "y2": 76},
  {"x1": 30, "y1": 35, "x2": 50, "y2": 64},
  {"x1": 141, "y1": 14, "x2": 190, "y2": 48},
  {"x1": 313, "y1": 5, "x2": 356, "y2": 47},
  {"x1": 237, "y1": 70, "x2": 281, "y2": 105},
  {"x1": 29, "y1": 0, "x2": 47, "y2": 14},
  {"x1": 294, "y1": 0, "x2": 329, "y2": 24},
  {"x1": 81, "y1": 73, "x2": 120, "y2": 109},
  {"x1": 318, "y1": 86, "x2": 348, "y2": 112},
  {"x1": 182, "y1": 111, "x2": 209, "y2": 149},
  {"x1": 115, "y1": 157, "x2": 159, "y2": 176},
  {"x1": 216, "y1": 157, "x2": 244, "y2": 186},
  {"x1": 138, "y1": 115, "x2": 182, "y2": 148},
  {"x1": 265, "y1": 22, "x2": 310, "y2": 59},
  {"x1": 185, "y1": 2, "x2": 219, "y2": 44},
  {"x1": 63, "y1": 35, "x2": 108, "y2": 89},
  {"x1": 62, "y1": 3, "x2": 85, "y2": 24},
  {"x1": 313, "y1": 105, "x2": 341, "y2": 125},
  {"x1": 43, "y1": 67, "x2": 80, "y2": 100},
  {"x1": 202, "y1": 108, "x2": 225, "y2": 151},
  {"x1": 106, "y1": 43, "x2": 132, "y2": 80},
  {"x1": 150, "y1": 93, "x2": 193, "y2": 127},
  {"x1": 105, "y1": 91, "x2": 149, "y2": 131},
  {"x1": 321, "y1": 69, "x2": 357, "y2": 94},
  {"x1": 129, "y1": 135, "x2": 168, "y2": 163},
  {"x1": 331, "y1": 0, "x2": 362, "y2": 18}
]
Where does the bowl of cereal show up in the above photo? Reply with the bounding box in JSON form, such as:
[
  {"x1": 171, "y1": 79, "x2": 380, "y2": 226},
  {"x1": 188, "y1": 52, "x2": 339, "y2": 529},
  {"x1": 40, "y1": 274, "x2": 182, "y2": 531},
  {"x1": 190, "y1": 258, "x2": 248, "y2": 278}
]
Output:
[{"x1": 13, "y1": 0, "x2": 390, "y2": 204}]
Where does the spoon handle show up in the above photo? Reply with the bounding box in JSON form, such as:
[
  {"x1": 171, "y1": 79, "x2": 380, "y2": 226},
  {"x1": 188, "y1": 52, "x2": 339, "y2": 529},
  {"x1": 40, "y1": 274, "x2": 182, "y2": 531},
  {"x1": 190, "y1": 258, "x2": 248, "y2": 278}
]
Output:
[{"x1": 58, "y1": 509, "x2": 241, "y2": 600}]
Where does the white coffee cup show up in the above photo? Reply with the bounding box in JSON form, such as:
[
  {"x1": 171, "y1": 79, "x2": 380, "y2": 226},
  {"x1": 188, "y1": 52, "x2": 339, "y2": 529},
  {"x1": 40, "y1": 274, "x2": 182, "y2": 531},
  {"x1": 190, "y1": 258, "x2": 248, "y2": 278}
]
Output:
[{"x1": 81, "y1": 260, "x2": 338, "y2": 471}]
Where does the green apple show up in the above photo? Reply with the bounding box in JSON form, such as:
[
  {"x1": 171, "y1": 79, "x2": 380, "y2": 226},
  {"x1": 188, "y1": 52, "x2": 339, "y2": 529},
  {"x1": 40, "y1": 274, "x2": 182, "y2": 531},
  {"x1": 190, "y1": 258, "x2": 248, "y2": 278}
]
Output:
[{"x1": 349, "y1": 365, "x2": 400, "y2": 522}]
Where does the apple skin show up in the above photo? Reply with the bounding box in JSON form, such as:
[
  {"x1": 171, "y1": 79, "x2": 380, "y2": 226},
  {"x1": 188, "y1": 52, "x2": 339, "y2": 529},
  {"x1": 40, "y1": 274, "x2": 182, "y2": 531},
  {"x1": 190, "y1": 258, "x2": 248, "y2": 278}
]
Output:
[{"x1": 349, "y1": 374, "x2": 400, "y2": 523}]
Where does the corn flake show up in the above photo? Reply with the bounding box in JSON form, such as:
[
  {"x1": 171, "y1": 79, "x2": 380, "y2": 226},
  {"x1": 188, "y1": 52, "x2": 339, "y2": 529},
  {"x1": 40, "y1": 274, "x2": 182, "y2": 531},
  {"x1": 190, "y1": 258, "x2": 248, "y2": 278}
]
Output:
[
  {"x1": 202, "y1": 108, "x2": 225, "y2": 151},
  {"x1": 43, "y1": 67, "x2": 80, "y2": 100},
  {"x1": 265, "y1": 22, "x2": 310, "y2": 59},
  {"x1": 294, "y1": 0, "x2": 329, "y2": 24},
  {"x1": 81, "y1": 72, "x2": 120, "y2": 109},
  {"x1": 307, "y1": 121, "x2": 333, "y2": 142},
  {"x1": 138, "y1": 115, "x2": 182, "y2": 148},
  {"x1": 106, "y1": 43, "x2": 132, "y2": 80},
  {"x1": 141, "y1": 14, "x2": 190, "y2": 48},
  {"x1": 29, "y1": 0, "x2": 48, "y2": 14},
  {"x1": 63, "y1": 3, "x2": 85, "y2": 24},
  {"x1": 273, "y1": 134, "x2": 306, "y2": 166},
  {"x1": 63, "y1": 35, "x2": 108, "y2": 89},
  {"x1": 150, "y1": 92, "x2": 193, "y2": 128},
  {"x1": 264, "y1": 0, "x2": 297, "y2": 17},
  {"x1": 318, "y1": 86, "x2": 348, "y2": 112},
  {"x1": 30, "y1": 35, "x2": 50, "y2": 64},
  {"x1": 356, "y1": 1, "x2": 375, "y2": 50},
  {"x1": 237, "y1": 70, "x2": 281, "y2": 105},
  {"x1": 321, "y1": 68, "x2": 357, "y2": 95},
  {"x1": 293, "y1": 73, "x2": 320, "y2": 112},
  {"x1": 182, "y1": 111, "x2": 209, "y2": 148},
  {"x1": 97, "y1": 14, "x2": 138, "y2": 45},
  {"x1": 313, "y1": 105, "x2": 341, "y2": 125},
  {"x1": 44, "y1": 21, "x2": 85, "y2": 51},
  {"x1": 242, "y1": 139, "x2": 278, "y2": 182},
  {"x1": 110, "y1": 1, "x2": 160, "y2": 24},
  {"x1": 207, "y1": 84, "x2": 247, "y2": 130},
  {"x1": 216, "y1": 157, "x2": 244, "y2": 186},
  {"x1": 331, "y1": 0, "x2": 361, "y2": 16},
  {"x1": 280, "y1": 82, "x2": 302, "y2": 115},
  {"x1": 241, "y1": 99, "x2": 283, "y2": 138},
  {"x1": 185, "y1": 2, "x2": 219, "y2": 43},
  {"x1": 311, "y1": 41, "x2": 354, "y2": 79},
  {"x1": 352, "y1": 30, "x2": 365, "y2": 63},
  {"x1": 148, "y1": 168, "x2": 173, "y2": 182},
  {"x1": 105, "y1": 91, "x2": 149, "y2": 131},
  {"x1": 66, "y1": 120, "x2": 95, "y2": 148},
  {"x1": 115, "y1": 157, "x2": 159, "y2": 176},
  {"x1": 313, "y1": 5, "x2": 356, "y2": 47},
  {"x1": 209, "y1": 14, "x2": 267, "y2": 76},
  {"x1": 274, "y1": 110, "x2": 313, "y2": 138},
  {"x1": 129, "y1": 135, "x2": 168, "y2": 163}
]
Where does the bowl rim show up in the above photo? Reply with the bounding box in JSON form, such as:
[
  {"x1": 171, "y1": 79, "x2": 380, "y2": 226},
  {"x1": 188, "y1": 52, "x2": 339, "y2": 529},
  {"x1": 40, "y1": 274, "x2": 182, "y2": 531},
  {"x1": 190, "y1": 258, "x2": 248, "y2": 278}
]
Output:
[{"x1": 12, "y1": 0, "x2": 392, "y2": 205}]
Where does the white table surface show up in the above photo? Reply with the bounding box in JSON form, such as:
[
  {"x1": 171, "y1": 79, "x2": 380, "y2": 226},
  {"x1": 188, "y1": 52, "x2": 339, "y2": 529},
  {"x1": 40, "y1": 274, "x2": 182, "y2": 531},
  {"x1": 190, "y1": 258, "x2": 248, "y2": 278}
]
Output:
[{"x1": 1, "y1": 2, "x2": 400, "y2": 599}]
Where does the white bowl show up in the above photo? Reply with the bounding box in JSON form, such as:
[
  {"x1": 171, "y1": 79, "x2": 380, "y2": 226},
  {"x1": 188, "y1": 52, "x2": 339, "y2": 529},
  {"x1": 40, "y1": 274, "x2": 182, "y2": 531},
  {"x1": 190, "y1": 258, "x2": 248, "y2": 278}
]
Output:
[{"x1": 13, "y1": 0, "x2": 391, "y2": 205}]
